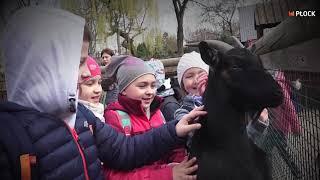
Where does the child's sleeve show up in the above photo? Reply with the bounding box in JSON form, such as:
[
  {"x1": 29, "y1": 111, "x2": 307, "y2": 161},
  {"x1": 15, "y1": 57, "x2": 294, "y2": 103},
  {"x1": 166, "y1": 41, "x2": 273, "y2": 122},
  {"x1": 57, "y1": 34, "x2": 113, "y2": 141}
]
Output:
[
  {"x1": 94, "y1": 116, "x2": 185, "y2": 170},
  {"x1": 246, "y1": 118, "x2": 269, "y2": 143},
  {"x1": 174, "y1": 106, "x2": 191, "y2": 122},
  {"x1": 165, "y1": 147, "x2": 187, "y2": 163}
]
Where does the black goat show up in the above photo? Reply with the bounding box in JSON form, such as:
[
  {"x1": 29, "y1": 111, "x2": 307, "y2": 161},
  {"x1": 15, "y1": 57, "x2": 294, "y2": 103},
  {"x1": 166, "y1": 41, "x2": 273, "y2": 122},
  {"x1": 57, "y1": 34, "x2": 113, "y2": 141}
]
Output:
[{"x1": 190, "y1": 41, "x2": 283, "y2": 180}]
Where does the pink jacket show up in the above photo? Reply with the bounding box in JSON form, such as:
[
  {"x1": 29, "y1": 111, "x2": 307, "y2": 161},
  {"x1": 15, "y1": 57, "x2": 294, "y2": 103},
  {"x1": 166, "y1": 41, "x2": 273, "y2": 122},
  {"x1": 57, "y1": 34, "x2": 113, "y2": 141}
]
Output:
[
  {"x1": 103, "y1": 95, "x2": 186, "y2": 180},
  {"x1": 271, "y1": 71, "x2": 302, "y2": 135}
]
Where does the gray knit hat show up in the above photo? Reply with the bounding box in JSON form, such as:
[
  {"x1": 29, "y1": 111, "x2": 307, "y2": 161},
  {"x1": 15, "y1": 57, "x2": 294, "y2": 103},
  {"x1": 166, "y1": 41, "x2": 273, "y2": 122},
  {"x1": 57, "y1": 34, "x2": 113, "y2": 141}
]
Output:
[{"x1": 105, "y1": 55, "x2": 155, "y2": 92}]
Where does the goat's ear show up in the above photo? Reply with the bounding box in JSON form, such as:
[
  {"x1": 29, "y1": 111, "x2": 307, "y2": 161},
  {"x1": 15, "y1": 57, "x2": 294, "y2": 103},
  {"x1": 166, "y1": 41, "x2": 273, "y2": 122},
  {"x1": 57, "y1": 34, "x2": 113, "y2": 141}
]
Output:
[{"x1": 199, "y1": 41, "x2": 219, "y2": 68}]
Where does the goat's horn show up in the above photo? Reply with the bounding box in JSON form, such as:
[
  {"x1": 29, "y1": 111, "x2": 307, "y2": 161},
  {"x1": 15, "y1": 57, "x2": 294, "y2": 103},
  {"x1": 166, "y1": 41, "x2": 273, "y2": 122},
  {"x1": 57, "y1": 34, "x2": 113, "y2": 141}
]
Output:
[
  {"x1": 185, "y1": 42, "x2": 200, "y2": 47},
  {"x1": 185, "y1": 40, "x2": 234, "y2": 53},
  {"x1": 230, "y1": 36, "x2": 244, "y2": 48},
  {"x1": 204, "y1": 40, "x2": 233, "y2": 53}
]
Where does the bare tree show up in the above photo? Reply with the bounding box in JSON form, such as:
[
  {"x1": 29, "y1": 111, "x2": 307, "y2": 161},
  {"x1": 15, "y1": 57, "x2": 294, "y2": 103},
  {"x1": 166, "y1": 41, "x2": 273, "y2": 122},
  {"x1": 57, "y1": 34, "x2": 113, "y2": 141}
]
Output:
[
  {"x1": 172, "y1": 0, "x2": 189, "y2": 56},
  {"x1": 61, "y1": 0, "x2": 102, "y2": 54},
  {"x1": 192, "y1": 0, "x2": 240, "y2": 36},
  {"x1": 186, "y1": 28, "x2": 219, "y2": 42},
  {"x1": 105, "y1": 0, "x2": 156, "y2": 55}
]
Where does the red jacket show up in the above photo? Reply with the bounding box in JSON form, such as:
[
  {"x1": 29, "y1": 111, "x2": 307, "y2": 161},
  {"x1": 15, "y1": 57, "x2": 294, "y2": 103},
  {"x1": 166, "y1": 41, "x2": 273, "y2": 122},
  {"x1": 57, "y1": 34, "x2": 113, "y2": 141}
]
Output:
[
  {"x1": 103, "y1": 95, "x2": 186, "y2": 180},
  {"x1": 272, "y1": 71, "x2": 301, "y2": 135}
]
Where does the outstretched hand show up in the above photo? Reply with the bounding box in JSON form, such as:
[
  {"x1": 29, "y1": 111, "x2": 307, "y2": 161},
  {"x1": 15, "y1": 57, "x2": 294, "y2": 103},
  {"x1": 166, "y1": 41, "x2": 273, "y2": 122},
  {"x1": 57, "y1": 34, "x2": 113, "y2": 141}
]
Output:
[
  {"x1": 259, "y1": 108, "x2": 269, "y2": 123},
  {"x1": 176, "y1": 106, "x2": 207, "y2": 137},
  {"x1": 171, "y1": 157, "x2": 198, "y2": 180},
  {"x1": 197, "y1": 72, "x2": 208, "y2": 96}
]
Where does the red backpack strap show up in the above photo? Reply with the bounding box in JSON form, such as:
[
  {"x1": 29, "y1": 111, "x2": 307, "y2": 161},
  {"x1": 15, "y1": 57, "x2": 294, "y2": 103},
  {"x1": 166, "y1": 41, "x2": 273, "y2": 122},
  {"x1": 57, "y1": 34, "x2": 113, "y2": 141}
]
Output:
[{"x1": 115, "y1": 110, "x2": 132, "y2": 136}]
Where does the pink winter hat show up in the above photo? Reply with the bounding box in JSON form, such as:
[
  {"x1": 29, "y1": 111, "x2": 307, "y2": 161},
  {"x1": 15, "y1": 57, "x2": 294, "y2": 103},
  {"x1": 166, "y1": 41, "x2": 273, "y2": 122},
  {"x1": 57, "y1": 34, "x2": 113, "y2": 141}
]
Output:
[{"x1": 84, "y1": 56, "x2": 101, "y2": 81}]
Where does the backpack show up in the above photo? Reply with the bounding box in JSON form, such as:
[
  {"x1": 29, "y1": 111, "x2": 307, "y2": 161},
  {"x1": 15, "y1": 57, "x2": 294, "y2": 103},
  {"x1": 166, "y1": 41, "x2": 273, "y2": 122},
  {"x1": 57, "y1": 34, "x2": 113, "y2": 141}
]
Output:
[
  {"x1": 115, "y1": 110, "x2": 166, "y2": 136},
  {"x1": 0, "y1": 113, "x2": 39, "y2": 180},
  {"x1": 116, "y1": 110, "x2": 132, "y2": 136}
]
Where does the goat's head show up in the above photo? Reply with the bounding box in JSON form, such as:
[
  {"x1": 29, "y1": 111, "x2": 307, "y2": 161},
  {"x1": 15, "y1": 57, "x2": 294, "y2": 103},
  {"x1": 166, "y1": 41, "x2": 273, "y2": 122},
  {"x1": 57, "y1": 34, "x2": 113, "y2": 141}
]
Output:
[{"x1": 199, "y1": 40, "x2": 283, "y2": 112}]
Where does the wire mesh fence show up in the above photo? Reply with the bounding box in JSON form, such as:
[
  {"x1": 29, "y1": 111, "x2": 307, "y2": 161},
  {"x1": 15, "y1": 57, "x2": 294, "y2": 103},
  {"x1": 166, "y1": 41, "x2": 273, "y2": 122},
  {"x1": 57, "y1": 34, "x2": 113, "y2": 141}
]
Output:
[{"x1": 256, "y1": 70, "x2": 320, "y2": 180}]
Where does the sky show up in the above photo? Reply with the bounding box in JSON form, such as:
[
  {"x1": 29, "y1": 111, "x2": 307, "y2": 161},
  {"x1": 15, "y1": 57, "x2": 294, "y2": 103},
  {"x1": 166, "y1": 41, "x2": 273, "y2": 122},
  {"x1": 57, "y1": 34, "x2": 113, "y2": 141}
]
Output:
[
  {"x1": 155, "y1": 0, "x2": 203, "y2": 36},
  {"x1": 99, "y1": 0, "x2": 263, "y2": 51},
  {"x1": 0, "y1": 0, "x2": 263, "y2": 52},
  {"x1": 154, "y1": 0, "x2": 263, "y2": 36}
]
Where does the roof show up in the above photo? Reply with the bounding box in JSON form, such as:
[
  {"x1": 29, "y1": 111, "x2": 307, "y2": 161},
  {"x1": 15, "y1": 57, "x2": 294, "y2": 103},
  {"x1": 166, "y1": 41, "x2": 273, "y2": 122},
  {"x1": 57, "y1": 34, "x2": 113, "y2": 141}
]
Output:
[
  {"x1": 254, "y1": 0, "x2": 299, "y2": 27},
  {"x1": 238, "y1": 5, "x2": 257, "y2": 42}
]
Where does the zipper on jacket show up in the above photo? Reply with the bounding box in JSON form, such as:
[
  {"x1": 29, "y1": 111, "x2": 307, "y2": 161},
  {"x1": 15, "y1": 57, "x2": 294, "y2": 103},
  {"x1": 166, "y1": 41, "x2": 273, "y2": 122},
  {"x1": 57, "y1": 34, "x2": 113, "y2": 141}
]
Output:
[{"x1": 67, "y1": 126, "x2": 90, "y2": 180}]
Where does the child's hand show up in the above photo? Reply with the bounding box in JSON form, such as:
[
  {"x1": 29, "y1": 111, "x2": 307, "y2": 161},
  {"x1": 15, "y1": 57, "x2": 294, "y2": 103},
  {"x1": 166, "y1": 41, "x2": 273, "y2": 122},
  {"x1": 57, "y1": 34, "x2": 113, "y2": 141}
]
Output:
[
  {"x1": 259, "y1": 108, "x2": 269, "y2": 123},
  {"x1": 176, "y1": 106, "x2": 207, "y2": 137},
  {"x1": 172, "y1": 157, "x2": 198, "y2": 180},
  {"x1": 197, "y1": 72, "x2": 208, "y2": 96}
]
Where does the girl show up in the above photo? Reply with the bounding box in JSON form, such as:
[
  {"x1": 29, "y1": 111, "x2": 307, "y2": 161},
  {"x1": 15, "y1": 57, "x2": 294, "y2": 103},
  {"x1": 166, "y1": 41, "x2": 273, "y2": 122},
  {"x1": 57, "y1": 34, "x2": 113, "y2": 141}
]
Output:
[
  {"x1": 78, "y1": 56, "x2": 104, "y2": 121},
  {"x1": 103, "y1": 55, "x2": 198, "y2": 180},
  {"x1": 174, "y1": 51, "x2": 270, "y2": 149}
]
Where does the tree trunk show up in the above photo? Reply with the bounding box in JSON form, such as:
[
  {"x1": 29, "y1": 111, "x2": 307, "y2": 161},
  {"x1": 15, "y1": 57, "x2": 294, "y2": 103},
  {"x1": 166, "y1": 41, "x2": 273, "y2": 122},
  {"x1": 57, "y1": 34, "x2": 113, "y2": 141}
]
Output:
[
  {"x1": 89, "y1": 0, "x2": 98, "y2": 54},
  {"x1": 117, "y1": 27, "x2": 121, "y2": 54},
  {"x1": 177, "y1": 16, "x2": 184, "y2": 56},
  {"x1": 228, "y1": 21, "x2": 233, "y2": 35},
  {"x1": 172, "y1": 0, "x2": 189, "y2": 56},
  {"x1": 129, "y1": 39, "x2": 135, "y2": 56}
]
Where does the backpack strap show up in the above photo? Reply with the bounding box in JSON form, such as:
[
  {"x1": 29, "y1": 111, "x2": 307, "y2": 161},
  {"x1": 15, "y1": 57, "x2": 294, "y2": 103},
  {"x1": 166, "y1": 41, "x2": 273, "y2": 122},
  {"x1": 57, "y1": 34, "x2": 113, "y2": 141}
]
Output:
[
  {"x1": 115, "y1": 110, "x2": 132, "y2": 136},
  {"x1": 0, "y1": 113, "x2": 39, "y2": 180}
]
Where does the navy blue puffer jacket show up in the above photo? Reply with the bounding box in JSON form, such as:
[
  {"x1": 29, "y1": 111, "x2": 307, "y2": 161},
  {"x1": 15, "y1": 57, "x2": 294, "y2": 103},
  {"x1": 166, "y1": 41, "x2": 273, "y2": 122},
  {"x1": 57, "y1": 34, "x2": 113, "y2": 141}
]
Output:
[{"x1": 0, "y1": 102, "x2": 184, "y2": 180}]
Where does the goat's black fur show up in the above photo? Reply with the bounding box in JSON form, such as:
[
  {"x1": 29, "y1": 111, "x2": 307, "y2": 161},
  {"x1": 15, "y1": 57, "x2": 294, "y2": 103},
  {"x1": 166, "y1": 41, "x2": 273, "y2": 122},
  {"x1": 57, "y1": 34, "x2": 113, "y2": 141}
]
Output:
[{"x1": 190, "y1": 41, "x2": 283, "y2": 180}]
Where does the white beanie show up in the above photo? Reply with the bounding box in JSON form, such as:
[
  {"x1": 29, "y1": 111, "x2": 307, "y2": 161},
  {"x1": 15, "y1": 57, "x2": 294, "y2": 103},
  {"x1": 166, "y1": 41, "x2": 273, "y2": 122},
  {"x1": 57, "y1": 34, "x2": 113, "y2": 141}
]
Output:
[
  {"x1": 177, "y1": 51, "x2": 209, "y2": 88},
  {"x1": 145, "y1": 59, "x2": 165, "y2": 89}
]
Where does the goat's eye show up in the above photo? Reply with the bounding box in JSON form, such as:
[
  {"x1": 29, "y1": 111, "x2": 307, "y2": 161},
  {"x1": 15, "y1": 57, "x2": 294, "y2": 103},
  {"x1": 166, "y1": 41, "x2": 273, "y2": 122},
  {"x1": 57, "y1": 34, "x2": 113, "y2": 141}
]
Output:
[{"x1": 231, "y1": 65, "x2": 240, "y2": 69}]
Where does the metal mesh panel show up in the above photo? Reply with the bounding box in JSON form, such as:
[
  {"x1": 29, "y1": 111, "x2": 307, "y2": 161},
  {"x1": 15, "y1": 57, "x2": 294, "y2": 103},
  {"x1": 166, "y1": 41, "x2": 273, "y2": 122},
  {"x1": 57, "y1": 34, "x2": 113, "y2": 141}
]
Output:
[{"x1": 258, "y1": 70, "x2": 320, "y2": 180}]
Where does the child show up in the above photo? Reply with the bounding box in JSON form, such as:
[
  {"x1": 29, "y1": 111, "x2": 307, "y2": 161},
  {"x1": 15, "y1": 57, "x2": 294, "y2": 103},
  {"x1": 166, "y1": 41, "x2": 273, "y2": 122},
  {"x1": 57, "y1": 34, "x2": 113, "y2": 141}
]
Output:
[
  {"x1": 174, "y1": 51, "x2": 270, "y2": 149},
  {"x1": 145, "y1": 59, "x2": 180, "y2": 122},
  {"x1": 103, "y1": 56, "x2": 196, "y2": 180},
  {"x1": 78, "y1": 56, "x2": 104, "y2": 121},
  {"x1": 100, "y1": 48, "x2": 119, "y2": 106},
  {"x1": 259, "y1": 70, "x2": 302, "y2": 178},
  {"x1": 101, "y1": 47, "x2": 114, "y2": 67}
]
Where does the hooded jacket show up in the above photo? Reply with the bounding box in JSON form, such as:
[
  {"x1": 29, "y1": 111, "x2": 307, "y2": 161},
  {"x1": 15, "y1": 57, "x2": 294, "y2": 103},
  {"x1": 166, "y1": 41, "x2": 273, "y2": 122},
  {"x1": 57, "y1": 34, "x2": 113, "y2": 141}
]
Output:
[
  {"x1": 269, "y1": 71, "x2": 301, "y2": 135},
  {"x1": 2, "y1": 7, "x2": 84, "y2": 128},
  {"x1": 104, "y1": 95, "x2": 186, "y2": 180},
  {"x1": 0, "y1": 6, "x2": 185, "y2": 180}
]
